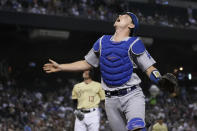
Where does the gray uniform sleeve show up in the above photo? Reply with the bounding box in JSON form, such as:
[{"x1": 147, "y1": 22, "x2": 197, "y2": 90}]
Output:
[
  {"x1": 85, "y1": 48, "x2": 99, "y2": 68},
  {"x1": 134, "y1": 50, "x2": 156, "y2": 72}
]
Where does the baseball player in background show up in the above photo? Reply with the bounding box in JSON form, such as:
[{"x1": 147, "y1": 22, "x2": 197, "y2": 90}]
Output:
[
  {"x1": 72, "y1": 69, "x2": 105, "y2": 131},
  {"x1": 152, "y1": 117, "x2": 168, "y2": 131},
  {"x1": 43, "y1": 12, "x2": 176, "y2": 131}
]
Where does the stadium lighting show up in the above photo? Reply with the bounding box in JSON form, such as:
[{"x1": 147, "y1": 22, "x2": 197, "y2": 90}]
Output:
[
  {"x1": 179, "y1": 67, "x2": 183, "y2": 71},
  {"x1": 188, "y1": 73, "x2": 192, "y2": 80}
]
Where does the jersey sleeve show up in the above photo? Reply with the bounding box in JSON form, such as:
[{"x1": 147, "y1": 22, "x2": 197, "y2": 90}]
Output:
[
  {"x1": 129, "y1": 39, "x2": 156, "y2": 71},
  {"x1": 72, "y1": 86, "x2": 78, "y2": 100},
  {"x1": 135, "y1": 50, "x2": 156, "y2": 72},
  {"x1": 85, "y1": 37, "x2": 102, "y2": 68},
  {"x1": 85, "y1": 49, "x2": 99, "y2": 68},
  {"x1": 98, "y1": 84, "x2": 105, "y2": 100}
]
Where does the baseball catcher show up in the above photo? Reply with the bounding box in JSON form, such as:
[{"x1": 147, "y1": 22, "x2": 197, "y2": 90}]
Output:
[{"x1": 43, "y1": 12, "x2": 177, "y2": 131}]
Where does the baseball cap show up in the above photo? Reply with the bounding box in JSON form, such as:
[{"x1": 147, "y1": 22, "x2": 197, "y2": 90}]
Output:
[{"x1": 124, "y1": 12, "x2": 139, "y2": 34}]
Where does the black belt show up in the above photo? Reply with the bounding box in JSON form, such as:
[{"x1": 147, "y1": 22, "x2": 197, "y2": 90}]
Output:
[
  {"x1": 80, "y1": 108, "x2": 96, "y2": 113},
  {"x1": 105, "y1": 86, "x2": 137, "y2": 97}
]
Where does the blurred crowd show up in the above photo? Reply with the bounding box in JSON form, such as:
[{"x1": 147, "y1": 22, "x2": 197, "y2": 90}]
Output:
[
  {"x1": 0, "y1": 59, "x2": 110, "y2": 131},
  {"x1": 0, "y1": 0, "x2": 121, "y2": 21},
  {"x1": 0, "y1": 79, "x2": 75, "y2": 131},
  {"x1": 0, "y1": 78, "x2": 110, "y2": 131},
  {"x1": 146, "y1": 86, "x2": 197, "y2": 131},
  {"x1": 0, "y1": 60, "x2": 196, "y2": 131},
  {"x1": 0, "y1": 0, "x2": 197, "y2": 29}
]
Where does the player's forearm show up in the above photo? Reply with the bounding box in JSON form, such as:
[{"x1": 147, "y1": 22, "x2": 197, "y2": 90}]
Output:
[
  {"x1": 100, "y1": 100, "x2": 105, "y2": 110},
  {"x1": 59, "y1": 60, "x2": 92, "y2": 72},
  {"x1": 145, "y1": 66, "x2": 157, "y2": 77},
  {"x1": 146, "y1": 66, "x2": 161, "y2": 84}
]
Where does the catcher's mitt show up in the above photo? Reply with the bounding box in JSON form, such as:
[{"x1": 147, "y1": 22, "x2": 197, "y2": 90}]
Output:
[{"x1": 159, "y1": 73, "x2": 178, "y2": 93}]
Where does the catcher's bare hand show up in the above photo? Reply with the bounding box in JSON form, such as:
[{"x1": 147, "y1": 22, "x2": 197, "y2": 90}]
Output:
[{"x1": 43, "y1": 59, "x2": 61, "y2": 73}]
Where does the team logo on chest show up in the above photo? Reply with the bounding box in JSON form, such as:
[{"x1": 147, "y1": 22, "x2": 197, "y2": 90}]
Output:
[{"x1": 106, "y1": 54, "x2": 120, "y2": 62}]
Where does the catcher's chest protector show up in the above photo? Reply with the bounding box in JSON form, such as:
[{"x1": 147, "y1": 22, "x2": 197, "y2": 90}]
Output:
[{"x1": 99, "y1": 35, "x2": 137, "y2": 86}]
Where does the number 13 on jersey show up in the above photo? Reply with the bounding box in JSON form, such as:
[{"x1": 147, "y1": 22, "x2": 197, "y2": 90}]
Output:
[{"x1": 89, "y1": 96, "x2": 94, "y2": 102}]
